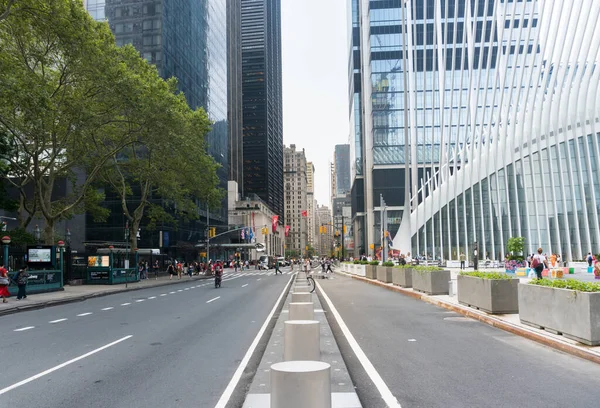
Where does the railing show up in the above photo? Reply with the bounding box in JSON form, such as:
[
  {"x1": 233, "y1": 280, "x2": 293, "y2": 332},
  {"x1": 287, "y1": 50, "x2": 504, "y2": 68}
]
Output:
[{"x1": 7, "y1": 270, "x2": 63, "y2": 296}]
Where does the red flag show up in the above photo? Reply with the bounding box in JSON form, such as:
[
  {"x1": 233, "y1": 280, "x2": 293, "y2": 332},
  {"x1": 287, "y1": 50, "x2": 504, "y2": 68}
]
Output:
[
  {"x1": 285, "y1": 225, "x2": 290, "y2": 237},
  {"x1": 272, "y1": 215, "x2": 279, "y2": 233},
  {"x1": 301, "y1": 210, "x2": 308, "y2": 217}
]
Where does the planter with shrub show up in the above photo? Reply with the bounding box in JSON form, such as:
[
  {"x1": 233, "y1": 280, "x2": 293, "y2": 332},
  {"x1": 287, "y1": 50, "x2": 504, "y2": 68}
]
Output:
[
  {"x1": 519, "y1": 279, "x2": 600, "y2": 346},
  {"x1": 365, "y1": 260, "x2": 379, "y2": 279},
  {"x1": 412, "y1": 266, "x2": 450, "y2": 295},
  {"x1": 376, "y1": 261, "x2": 394, "y2": 283},
  {"x1": 457, "y1": 272, "x2": 519, "y2": 314},
  {"x1": 392, "y1": 265, "x2": 413, "y2": 288}
]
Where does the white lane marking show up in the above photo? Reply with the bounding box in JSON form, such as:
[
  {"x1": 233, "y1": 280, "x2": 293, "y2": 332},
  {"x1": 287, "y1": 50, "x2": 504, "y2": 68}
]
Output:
[
  {"x1": 101, "y1": 307, "x2": 114, "y2": 311},
  {"x1": 242, "y1": 284, "x2": 249, "y2": 288},
  {"x1": 160, "y1": 294, "x2": 167, "y2": 297},
  {"x1": 215, "y1": 274, "x2": 294, "y2": 408},
  {"x1": 49, "y1": 318, "x2": 68, "y2": 324},
  {"x1": 77, "y1": 313, "x2": 93, "y2": 317},
  {"x1": 177, "y1": 290, "x2": 183, "y2": 292},
  {"x1": 148, "y1": 296, "x2": 156, "y2": 299},
  {"x1": 257, "y1": 278, "x2": 261, "y2": 281},
  {"x1": 184, "y1": 288, "x2": 190, "y2": 290},
  {"x1": 0, "y1": 335, "x2": 133, "y2": 396},
  {"x1": 316, "y1": 281, "x2": 402, "y2": 408},
  {"x1": 135, "y1": 299, "x2": 145, "y2": 303},
  {"x1": 121, "y1": 303, "x2": 131, "y2": 306},
  {"x1": 206, "y1": 296, "x2": 220, "y2": 303},
  {"x1": 169, "y1": 291, "x2": 176, "y2": 294},
  {"x1": 408, "y1": 339, "x2": 417, "y2": 342},
  {"x1": 13, "y1": 326, "x2": 34, "y2": 332}
]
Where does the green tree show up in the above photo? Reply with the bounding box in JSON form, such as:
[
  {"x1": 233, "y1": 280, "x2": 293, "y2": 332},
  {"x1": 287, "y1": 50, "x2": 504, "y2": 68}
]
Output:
[
  {"x1": 0, "y1": 0, "x2": 16, "y2": 22},
  {"x1": 0, "y1": 0, "x2": 164, "y2": 242},
  {"x1": 99, "y1": 46, "x2": 223, "y2": 249},
  {"x1": 506, "y1": 237, "x2": 525, "y2": 260}
]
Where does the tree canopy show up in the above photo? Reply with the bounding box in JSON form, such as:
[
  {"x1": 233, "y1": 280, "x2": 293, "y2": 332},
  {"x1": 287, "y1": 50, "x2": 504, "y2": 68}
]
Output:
[{"x1": 0, "y1": 0, "x2": 222, "y2": 244}]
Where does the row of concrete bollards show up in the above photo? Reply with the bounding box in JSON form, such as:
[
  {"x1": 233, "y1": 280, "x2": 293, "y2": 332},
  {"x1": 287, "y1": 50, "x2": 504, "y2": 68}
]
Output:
[{"x1": 270, "y1": 279, "x2": 332, "y2": 408}]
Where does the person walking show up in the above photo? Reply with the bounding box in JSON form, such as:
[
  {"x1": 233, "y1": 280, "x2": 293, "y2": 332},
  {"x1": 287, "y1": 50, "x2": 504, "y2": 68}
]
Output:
[
  {"x1": 16, "y1": 267, "x2": 29, "y2": 300},
  {"x1": 460, "y1": 252, "x2": 466, "y2": 270},
  {"x1": 326, "y1": 259, "x2": 333, "y2": 273},
  {"x1": 274, "y1": 260, "x2": 282, "y2": 275},
  {"x1": 531, "y1": 248, "x2": 549, "y2": 280},
  {"x1": 167, "y1": 263, "x2": 175, "y2": 280},
  {"x1": 587, "y1": 252, "x2": 594, "y2": 267},
  {"x1": 0, "y1": 264, "x2": 10, "y2": 303}
]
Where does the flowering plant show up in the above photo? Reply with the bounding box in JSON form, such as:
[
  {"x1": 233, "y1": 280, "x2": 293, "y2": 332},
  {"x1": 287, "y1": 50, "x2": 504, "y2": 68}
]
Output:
[{"x1": 505, "y1": 259, "x2": 527, "y2": 272}]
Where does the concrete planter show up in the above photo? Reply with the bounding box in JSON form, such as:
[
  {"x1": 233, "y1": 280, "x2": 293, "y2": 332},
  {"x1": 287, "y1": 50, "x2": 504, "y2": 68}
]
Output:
[
  {"x1": 376, "y1": 266, "x2": 393, "y2": 283},
  {"x1": 412, "y1": 269, "x2": 450, "y2": 295},
  {"x1": 392, "y1": 268, "x2": 412, "y2": 287},
  {"x1": 457, "y1": 275, "x2": 519, "y2": 314},
  {"x1": 518, "y1": 283, "x2": 600, "y2": 346},
  {"x1": 365, "y1": 265, "x2": 377, "y2": 279}
]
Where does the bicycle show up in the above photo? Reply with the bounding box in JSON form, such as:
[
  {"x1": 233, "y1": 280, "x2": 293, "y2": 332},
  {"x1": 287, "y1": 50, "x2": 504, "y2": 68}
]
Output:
[{"x1": 306, "y1": 275, "x2": 316, "y2": 293}]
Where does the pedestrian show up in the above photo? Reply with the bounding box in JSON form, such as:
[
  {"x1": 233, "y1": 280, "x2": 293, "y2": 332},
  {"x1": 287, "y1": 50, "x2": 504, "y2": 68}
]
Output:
[
  {"x1": 154, "y1": 259, "x2": 159, "y2": 279},
  {"x1": 0, "y1": 264, "x2": 10, "y2": 303},
  {"x1": 177, "y1": 262, "x2": 182, "y2": 279},
  {"x1": 587, "y1": 252, "x2": 594, "y2": 267},
  {"x1": 167, "y1": 263, "x2": 175, "y2": 280},
  {"x1": 16, "y1": 266, "x2": 29, "y2": 300},
  {"x1": 460, "y1": 252, "x2": 466, "y2": 270},
  {"x1": 274, "y1": 260, "x2": 282, "y2": 275},
  {"x1": 326, "y1": 259, "x2": 333, "y2": 273},
  {"x1": 531, "y1": 248, "x2": 548, "y2": 280}
]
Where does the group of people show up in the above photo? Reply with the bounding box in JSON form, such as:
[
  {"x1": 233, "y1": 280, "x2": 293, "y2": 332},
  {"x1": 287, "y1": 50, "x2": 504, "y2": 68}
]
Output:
[{"x1": 0, "y1": 264, "x2": 30, "y2": 303}]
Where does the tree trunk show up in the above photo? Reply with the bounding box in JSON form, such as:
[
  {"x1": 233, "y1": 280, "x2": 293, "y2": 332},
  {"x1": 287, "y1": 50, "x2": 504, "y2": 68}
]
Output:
[
  {"x1": 44, "y1": 219, "x2": 55, "y2": 245},
  {"x1": 130, "y1": 218, "x2": 140, "y2": 251}
]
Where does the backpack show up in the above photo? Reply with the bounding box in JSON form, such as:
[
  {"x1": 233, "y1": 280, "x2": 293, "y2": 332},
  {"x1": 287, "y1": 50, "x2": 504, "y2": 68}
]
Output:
[{"x1": 531, "y1": 256, "x2": 540, "y2": 269}]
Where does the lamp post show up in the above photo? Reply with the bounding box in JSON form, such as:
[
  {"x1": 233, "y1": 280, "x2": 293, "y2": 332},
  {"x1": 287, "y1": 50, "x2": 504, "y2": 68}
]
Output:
[
  {"x1": 2, "y1": 235, "x2": 11, "y2": 269},
  {"x1": 473, "y1": 241, "x2": 479, "y2": 271},
  {"x1": 64, "y1": 229, "x2": 71, "y2": 284},
  {"x1": 34, "y1": 224, "x2": 41, "y2": 244},
  {"x1": 57, "y1": 240, "x2": 65, "y2": 283},
  {"x1": 124, "y1": 220, "x2": 130, "y2": 269}
]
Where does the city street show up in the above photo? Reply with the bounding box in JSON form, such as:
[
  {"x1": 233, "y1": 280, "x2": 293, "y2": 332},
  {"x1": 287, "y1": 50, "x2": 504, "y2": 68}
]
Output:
[
  {"x1": 318, "y1": 274, "x2": 600, "y2": 408},
  {"x1": 0, "y1": 269, "x2": 294, "y2": 408}
]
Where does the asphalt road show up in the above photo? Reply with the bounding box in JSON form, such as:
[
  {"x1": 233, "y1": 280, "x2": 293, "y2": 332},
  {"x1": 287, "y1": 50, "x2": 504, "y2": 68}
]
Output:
[
  {"x1": 0, "y1": 268, "x2": 294, "y2": 408},
  {"x1": 318, "y1": 274, "x2": 600, "y2": 408}
]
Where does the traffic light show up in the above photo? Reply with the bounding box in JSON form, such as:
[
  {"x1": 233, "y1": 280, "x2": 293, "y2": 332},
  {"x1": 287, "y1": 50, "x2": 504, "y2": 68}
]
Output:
[
  {"x1": 343, "y1": 225, "x2": 347, "y2": 234},
  {"x1": 335, "y1": 231, "x2": 340, "y2": 237},
  {"x1": 1, "y1": 221, "x2": 6, "y2": 232},
  {"x1": 319, "y1": 226, "x2": 324, "y2": 234},
  {"x1": 209, "y1": 227, "x2": 216, "y2": 238},
  {"x1": 384, "y1": 231, "x2": 389, "y2": 237}
]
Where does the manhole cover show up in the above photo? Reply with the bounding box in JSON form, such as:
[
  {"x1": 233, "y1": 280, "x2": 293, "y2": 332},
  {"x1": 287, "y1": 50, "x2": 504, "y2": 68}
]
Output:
[{"x1": 443, "y1": 316, "x2": 474, "y2": 322}]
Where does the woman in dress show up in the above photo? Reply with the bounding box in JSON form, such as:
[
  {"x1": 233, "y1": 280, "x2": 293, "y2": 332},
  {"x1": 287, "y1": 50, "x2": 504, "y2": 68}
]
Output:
[{"x1": 0, "y1": 264, "x2": 10, "y2": 303}]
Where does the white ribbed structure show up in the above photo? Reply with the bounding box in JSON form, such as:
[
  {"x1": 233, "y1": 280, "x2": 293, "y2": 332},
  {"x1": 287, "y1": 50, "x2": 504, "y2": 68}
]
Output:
[{"x1": 350, "y1": 0, "x2": 600, "y2": 261}]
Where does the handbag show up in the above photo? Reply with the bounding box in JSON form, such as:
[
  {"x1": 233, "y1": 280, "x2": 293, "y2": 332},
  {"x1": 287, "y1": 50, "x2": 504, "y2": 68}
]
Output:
[{"x1": 0, "y1": 277, "x2": 10, "y2": 286}]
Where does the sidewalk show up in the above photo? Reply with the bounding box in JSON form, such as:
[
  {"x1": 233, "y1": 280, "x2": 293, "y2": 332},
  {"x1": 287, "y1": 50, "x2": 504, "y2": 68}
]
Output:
[
  {"x1": 0, "y1": 274, "x2": 212, "y2": 317},
  {"x1": 335, "y1": 268, "x2": 600, "y2": 365}
]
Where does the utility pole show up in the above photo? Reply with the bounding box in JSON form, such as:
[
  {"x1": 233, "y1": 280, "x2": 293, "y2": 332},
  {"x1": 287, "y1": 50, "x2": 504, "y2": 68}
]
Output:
[
  {"x1": 206, "y1": 203, "x2": 210, "y2": 263},
  {"x1": 340, "y1": 214, "x2": 345, "y2": 261},
  {"x1": 380, "y1": 194, "x2": 387, "y2": 262}
]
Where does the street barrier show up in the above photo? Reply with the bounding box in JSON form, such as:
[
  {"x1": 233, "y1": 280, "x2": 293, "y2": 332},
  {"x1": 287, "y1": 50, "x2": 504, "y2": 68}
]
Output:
[
  {"x1": 270, "y1": 361, "x2": 331, "y2": 408},
  {"x1": 288, "y1": 302, "x2": 314, "y2": 320},
  {"x1": 283, "y1": 320, "x2": 320, "y2": 361},
  {"x1": 291, "y1": 292, "x2": 312, "y2": 302}
]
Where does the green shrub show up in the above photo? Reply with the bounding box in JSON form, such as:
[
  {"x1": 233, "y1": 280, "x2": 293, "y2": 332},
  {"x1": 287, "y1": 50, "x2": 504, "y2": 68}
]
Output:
[
  {"x1": 382, "y1": 261, "x2": 394, "y2": 267},
  {"x1": 460, "y1": 271, "x2": 514, "y2": 280},
  {"x1": 353, "y1": 260, "x2": 361, "y2": 264},
  {"x1": 414, "y1": 265, "x2": 444, "y2": 272},
  {"x1": 360, "y1": 260, "x2": 370, "y2": 265},
  {"x1": 529, "y1": 279, "x2": 600, "y2": 293},
  {"x1": 394, "y1": 264, "x2": 410, "y2": 269},
  {"x1": 369, "y1": 260, "x2": 380, "y2": 266}
]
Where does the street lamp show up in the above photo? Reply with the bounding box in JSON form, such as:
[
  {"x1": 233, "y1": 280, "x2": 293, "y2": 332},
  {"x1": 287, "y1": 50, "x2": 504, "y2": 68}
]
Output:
[
  {"x1": 34, "y1": 224, "x2": 41, "y2": 244},
  {"x1": 57, "y1": 240, "x2": 65, "y2": 282},
  {"x1": 473, "y1": 241, "x2": 479, "y2": 271},
  {"x1": 65, "y1": 229, "x2": 72, "y2": 284}
]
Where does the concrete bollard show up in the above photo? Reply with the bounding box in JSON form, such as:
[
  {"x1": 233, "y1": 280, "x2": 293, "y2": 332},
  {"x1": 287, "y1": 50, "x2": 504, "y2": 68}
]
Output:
[
  {"x1": 284, "y1": 320, "x2": 320, "y2": 361},
  {"x1": 291, "y1": 292, "x2": 312, "y2": 303},
  {"x1": 288, "y1": 302, "x2": 314, "y2": 320},
  {"x1": 271, "y1": 361, "x2": 331, "y2": 408}
]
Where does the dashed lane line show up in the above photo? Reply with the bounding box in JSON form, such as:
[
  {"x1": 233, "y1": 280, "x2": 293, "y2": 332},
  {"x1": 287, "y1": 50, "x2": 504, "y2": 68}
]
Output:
[
  {"x1": 77, "y1": 313, "x2": 93, "y2": 317},
  {"x1": 242, "y1": 284, "x2": 248, "y2": 287},
  {"x1": 49, "y1": 318, "x2": 68, "y2": 324},
  {"x1": 121, "y1": 303, "x2": 131, "y2": 306},
  {"x1": 101, "y1": 307, "x2": 114, "y2": 311},
  {"x1": 14, "y1": 326, "x2": 35, "y2": 332},
  {"x1": 206, "y1": 296, "x2": 220, "y2": 303}
]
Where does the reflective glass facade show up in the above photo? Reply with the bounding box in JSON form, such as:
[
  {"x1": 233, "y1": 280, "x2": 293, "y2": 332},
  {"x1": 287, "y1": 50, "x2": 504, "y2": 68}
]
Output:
[
  {"x1": 84, "y1": 0, "x2": 229, "y2": 252},
  {"x1": 241, "y1": 0, "x2": 284, "y2": 221}
]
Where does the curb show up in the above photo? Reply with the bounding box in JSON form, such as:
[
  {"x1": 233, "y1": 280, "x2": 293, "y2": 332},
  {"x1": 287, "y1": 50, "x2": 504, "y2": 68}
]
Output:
[
  {"x1": 335, "y1": 270, "x2": 600, "y2": 366},
  {"x1": 0, "y1": 275, "x2": 213, "y2": 317}
]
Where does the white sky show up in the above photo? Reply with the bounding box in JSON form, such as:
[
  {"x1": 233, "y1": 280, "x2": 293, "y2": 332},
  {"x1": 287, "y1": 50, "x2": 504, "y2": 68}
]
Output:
[{"x1": 281, "y1": 0, "x2": 350, "y2": 207}]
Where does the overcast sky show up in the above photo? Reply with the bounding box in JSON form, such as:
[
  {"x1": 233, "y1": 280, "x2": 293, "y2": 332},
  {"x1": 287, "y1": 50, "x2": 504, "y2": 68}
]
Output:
[{"x1": 281, "y1": 0, "x2": 350, "y2": 208}]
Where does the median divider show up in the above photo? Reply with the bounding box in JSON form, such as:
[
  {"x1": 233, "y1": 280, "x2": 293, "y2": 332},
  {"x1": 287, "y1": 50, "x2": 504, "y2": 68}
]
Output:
[{"x1": 242, "y1": 276, "x2": 362, "y2": 408}]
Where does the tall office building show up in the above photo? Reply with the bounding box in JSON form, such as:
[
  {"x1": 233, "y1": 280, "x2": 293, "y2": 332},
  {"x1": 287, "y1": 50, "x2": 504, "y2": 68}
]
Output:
[
  {"x1": 84, "y1": 0, "x2": 229, "y2": 252},
  {"x1": 350, "y1": 0, "x2": 600, "y2": 260},
  {"x1": 241, "y1": 0, "x2": 284, "y2": 220},
  {"x1": 228, "y1": 0, "x2": 243, "y2": 190},
  {"x1": 316, "y1": 205, "x2": 333, "y2": 257},
  {"x1": 306, "y1": 162, "x2": 316, "y2": 249},
  {"x1": 334, "y1": 144, "x2": 351, "y2": 196},
  {"x1": 284, "y1": 145, "x2": 308, "y2": 256}
]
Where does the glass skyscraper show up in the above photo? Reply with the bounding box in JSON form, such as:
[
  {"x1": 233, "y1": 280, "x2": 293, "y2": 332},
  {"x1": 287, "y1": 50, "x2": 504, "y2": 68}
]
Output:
[
  {"x1": 241, "y1": 0, "x2": 284, "y2": 222},
  {"x1": 350, "y1": 0, "x2": 600, "y2": 261},
  {"x1": 84, "y1": 0, "x2": 229, "y2": 252}
]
